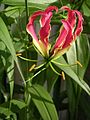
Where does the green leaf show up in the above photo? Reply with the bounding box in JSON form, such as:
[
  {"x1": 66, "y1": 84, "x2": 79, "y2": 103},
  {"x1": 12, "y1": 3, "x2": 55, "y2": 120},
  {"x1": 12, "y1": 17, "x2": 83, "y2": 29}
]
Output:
[
  {"x1": 0, "y1": 40, "x2": 6, "y2": 51},
  {"x1": 67, "y1": 34, "x2": 90, "y2": 79},
  {"x1": 86, "y1": 0, "x2": 90, "y2": 8},
  {"x1": 66, "y1": 42, "x2": 77, "y2": 73},
  {"x1": 6, "y1": 55, "x2": 14, "y2": 100},
  {"x1": 66, "y1": 34, "x2": 90, "y2": 119},
  {"x1": 5, "y1": 6, "x2": 24, "y2": 18},
  {"x1": 76, "y1": 34, "x2": 90, "y2": 78},
  {"x1": 11, "y1": 99, "x2": 26, "y2": 109},
  {"x1": 80, "y1": 94, "x2": 90, "y2": 119},
  {"x1": 0, "y1": 107, "x2": 17, "y2": 119},
  {"x1": 66, "y1": 42, "x2": 79, "y2": 119},
  {"x1": 2, "y1": 0, "x2": 57, "y2": 4},
  {"x1": 46, "y1": 67, "x2": 58, "y2": 92},
  {"x1": 82, "y1": 2, "x2": 90, "y2": 17},
  {"x1": 2, "y1": 0, "x2": 57, "y2": 9},
  {"x1": 28, "y1": 84, "x2": 58, "y2": 120},
  {"x1": 32, "y1": 66, "x2": 58, "y2": 92},
  {"x1": 0, "y1": 17, "x2": 25, "y2": 85},
  {"x1": 52, "y1": 56, "x2": 90, "y2": 95},
  {"x1": 66, "y1": 77, "x2": 76, "y2": 120}
]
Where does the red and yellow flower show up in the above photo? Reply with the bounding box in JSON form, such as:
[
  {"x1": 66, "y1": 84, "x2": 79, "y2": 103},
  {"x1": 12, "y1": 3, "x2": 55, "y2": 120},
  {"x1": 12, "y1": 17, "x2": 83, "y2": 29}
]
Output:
[{"x1": 26, "y1": 6, "x2": 83, "y2": 59}]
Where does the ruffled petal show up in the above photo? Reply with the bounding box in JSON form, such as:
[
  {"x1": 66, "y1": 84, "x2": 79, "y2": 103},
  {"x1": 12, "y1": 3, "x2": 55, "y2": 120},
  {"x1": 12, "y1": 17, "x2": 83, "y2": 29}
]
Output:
[
  {"x1": 39, "y1": 6, "x2": 58, "y2": 55},
  {"x1": 60, "y1": 6, "x2": 83, "y2": 38},
  {"x1": 26, "y1": 11, "x2": 44, "y2": 42},
  {"x1": 26, "y1": 11, "x2": 48, "y2": 56},
  {"x1": 51, "y1": 20, "x2": 73, "y2": 57},
  {"x1": 74, "y1": 10, "x2": 83, "y2": 38},
  {"x1": 39, "y1": 12, "x2": 52, "y2": 47},
  {"x1": 39, "y1": 6, "x2": 58, "y2": 45},
  {"x1": 26, "y1": 6, "x2": 58, "y2": 57},
  {"x1": 60, "y1": 6, "x2": 76, "y2": 28},
  {"x1": 40, "y1": 6, "x2": 58, "y2": 27},
  {"x1": 51, "y1": 20, "x2": 73, "y2": 59},
  {"x1": 52, "y1": 25, "x2": 67, "y2": 50},
  {"x1": 61, "y1": 20, "x2": 73, "y2": 49}
]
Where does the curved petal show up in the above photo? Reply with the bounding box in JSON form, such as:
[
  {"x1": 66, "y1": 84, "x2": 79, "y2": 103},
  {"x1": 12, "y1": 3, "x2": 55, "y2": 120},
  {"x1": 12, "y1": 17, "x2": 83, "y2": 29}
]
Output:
[
  {"x1": 26, "y1": 11, "x2": 48, "y2": 56},
  {"x1": 60, "y1": 6, "x2": 83, "y2": 38},
  {"x1": 74, "y1": 10, "x2": 83, "y2": 38},
  {"x1": 39, "y1": 12, "x2": 52, "y2": 46},
  {"x1": 39, "y1": 6, "x2": 58, "y2": 54},
  {"x1": 45, "y1": 6, "x2": 58, "y2": 13},
  {"x1": 62, "y1": 20, "x2": 73, "y2": 49},
  {"x1": 26, "y1": 6, "x2": 58, "y2": 57},
  {"x1": 51, "y1": 20, "x2": 73, "y2": 56},
  {"x1": 60, "y1": 6, "x2": 70, "y2": 12},
  {"x1": 40, "y1": 6, "x2": 58, "y2": 27},
  {"x1": 26, "y1": 11, "x2": 45, "y2": 42},
  {"x1": 51, "y1": 20, "x2": 73, "y2": 59},
  {"x1": 51, "y1": 6, "x2": 83, "y2": 59},
  {"x1": 52, "y1": 26, "x2": 67, "y2": 50},
  {"x1": 60, "y1": 6, "x2": 76, "y2": 28}
]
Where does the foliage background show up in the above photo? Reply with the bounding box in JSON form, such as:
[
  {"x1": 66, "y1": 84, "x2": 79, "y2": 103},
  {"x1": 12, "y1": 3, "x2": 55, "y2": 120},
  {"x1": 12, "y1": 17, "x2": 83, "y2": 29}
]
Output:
[{"x1": 0, "y1": 0, "x2": 90, "y2": 120}]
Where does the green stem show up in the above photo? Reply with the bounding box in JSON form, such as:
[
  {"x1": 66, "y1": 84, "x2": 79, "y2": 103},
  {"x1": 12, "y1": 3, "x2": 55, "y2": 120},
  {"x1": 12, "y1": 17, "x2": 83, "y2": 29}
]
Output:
[
  {"x1": 75, "y1": 87, "x2": 82, "y2": 120},
  {"x1": 18, "y1": 55, "x2": 39, "y2": 62},
  {"x1": 26, "y1": 68, "x2": 46, "y2": 83},
  {"x1": 49, "y1": 62, "x2": 61, "y2": 75},
  {"x1": 25, "y1": 0, "x2": 32, "y2": 42},
  {"x1": 53, "y1": 76, "x2": 61, "y2": 114},
  {"x1": 24, "y1": 1, "x2": 29, "y2": 119},
  {"x1": 25, "y1": 0, "x2": 28, "y2": 24}
]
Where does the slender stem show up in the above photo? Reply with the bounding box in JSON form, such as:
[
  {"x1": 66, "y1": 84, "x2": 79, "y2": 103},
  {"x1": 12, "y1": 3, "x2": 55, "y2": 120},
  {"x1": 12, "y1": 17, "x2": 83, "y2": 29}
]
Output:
[
  {"x1": 49, "y1": 62, "x2": 61, "y2": 76},
  {"x1": 18, "y1": 55, "x2": 39, "y2": 62},
  {"x1": 75, "y1": 86, "x2": 82, "y2": 120},
  {"x1": 24, "y1": 1, "x2": 30, "y2": 120},
  {"x1": 25, "y1": 0, "x2": 28, "y2": 24},
  {"x1": 25, "y1": 0, "x2": 32, "y2": 42},
  {"x1": 53, "y1": 76, "x2": 61, "y2": 114},
  {"x1": 26, "y1": 68, "x2": 46, "y2": 83},
  {"x1": 25, "y1": 0, "x2": 29, "y2": 80}
]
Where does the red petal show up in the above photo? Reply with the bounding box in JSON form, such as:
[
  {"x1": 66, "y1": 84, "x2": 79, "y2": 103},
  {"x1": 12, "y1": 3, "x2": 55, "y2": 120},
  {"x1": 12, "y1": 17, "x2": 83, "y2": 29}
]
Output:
[
  {"x1": 40, "y1": 6, "x2": 58, "y2": 27},
  {"x1": 61, "y1": 6, "x2": 76, "y2": 28},
  {"x1": 61, "y1": 6, "x2": 83, "y2": 38},
  {"x1": 39, "y1": 12, "x2": 52, "y2": 47},
  {"x1": 26, "y1": 11, "x2": 45, "y2": 43},
  {"x1": 52, "y1": 26, "x2": 67, "y2": 50},
  {"x1": 26, "y1": 6, "x2": 58, "y2": 57},
  {"x1": 62, "y1": 20, "x2": 73, "y2": 49},
  {"x1": 74, "y1": 10, "x2": 83, "y2": 37},
  {"x1": 45, "y1": 6, "x2": 58, "y2": 13},
  {"x1": 52, "y1": 20, "x2": 73, "y2": 53},
  {"x1": 39, "y1": 6, "x2": 58, "y2": 47}
]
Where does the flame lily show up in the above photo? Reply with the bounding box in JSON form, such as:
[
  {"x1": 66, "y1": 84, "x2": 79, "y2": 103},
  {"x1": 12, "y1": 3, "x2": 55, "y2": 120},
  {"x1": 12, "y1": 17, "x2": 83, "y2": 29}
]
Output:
[{"x1": 26, "y1": 6, "x2": 83, "y2": 59}]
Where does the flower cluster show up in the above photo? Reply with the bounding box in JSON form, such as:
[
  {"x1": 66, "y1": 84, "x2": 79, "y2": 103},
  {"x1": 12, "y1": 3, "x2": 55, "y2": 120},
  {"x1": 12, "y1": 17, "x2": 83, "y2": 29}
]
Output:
[{"x1": 26, "y1": 6, "x2": 83, "y2": 59}]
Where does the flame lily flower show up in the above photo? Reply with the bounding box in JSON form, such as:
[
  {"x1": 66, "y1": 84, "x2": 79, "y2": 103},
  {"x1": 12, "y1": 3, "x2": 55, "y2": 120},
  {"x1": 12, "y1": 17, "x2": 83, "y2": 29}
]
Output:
[{"x1": 26, "y1": 6, "x2": 83, "y2": 59}]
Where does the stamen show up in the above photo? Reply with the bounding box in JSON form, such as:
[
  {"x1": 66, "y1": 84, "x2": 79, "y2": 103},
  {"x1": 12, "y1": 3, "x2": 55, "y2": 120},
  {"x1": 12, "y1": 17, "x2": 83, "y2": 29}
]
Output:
[
  {"x1": 16, "y1": 53, "x2": 22, "y2": 56},
  {"x1": 76, "y1": 60, "x2": 82, "y2": 67},
  {"x1": 29, "y1": 64, "x2": 36, "y2": 72},
  {"x1": 61, "y1": 71, "x2": 65, "y2": 80}
]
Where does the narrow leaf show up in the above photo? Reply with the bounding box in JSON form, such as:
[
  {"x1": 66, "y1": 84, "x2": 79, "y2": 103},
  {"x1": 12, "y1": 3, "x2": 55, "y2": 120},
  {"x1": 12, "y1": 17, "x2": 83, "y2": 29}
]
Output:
[
  {"x1": 11, "y1": 99, "x2": 26, "y2": 109},
  {"x1": 0, "y1": 107, "x2": 17, "y2": 119},
  {"x1": 52, "y1": 56, "x2": 90, "y2": 95},
  {"x1": 28, "y1": 84, "x2": 58, "y2": 120},
  {"x1": 0, "y1": 17, "x2": 25, "y2": 85}
]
